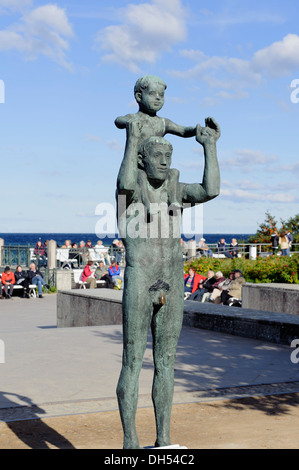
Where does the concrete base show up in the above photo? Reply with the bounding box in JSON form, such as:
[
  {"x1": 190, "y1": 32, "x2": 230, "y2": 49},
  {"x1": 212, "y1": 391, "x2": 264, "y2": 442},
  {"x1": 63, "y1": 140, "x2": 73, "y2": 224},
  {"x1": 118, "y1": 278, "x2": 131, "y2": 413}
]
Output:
[
  {"x1": 56, "y1": 270, "x2": 73, "y2": 291},
  {"x1": 57, "y1": 289, "x2": 123, "y2": 328},
  {"x1": 242, "y1": 283, "x2": 299, "y2": 315},
  {"x1": 145, "y1": 444, "x2": 188, "y2": 449}
]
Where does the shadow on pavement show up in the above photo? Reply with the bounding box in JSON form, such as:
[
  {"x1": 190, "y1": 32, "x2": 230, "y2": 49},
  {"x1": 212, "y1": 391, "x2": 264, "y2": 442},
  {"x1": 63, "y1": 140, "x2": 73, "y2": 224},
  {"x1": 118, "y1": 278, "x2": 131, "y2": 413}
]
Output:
[{"x1": 0, "y1": 391, "x2": 75, "y2": 449}]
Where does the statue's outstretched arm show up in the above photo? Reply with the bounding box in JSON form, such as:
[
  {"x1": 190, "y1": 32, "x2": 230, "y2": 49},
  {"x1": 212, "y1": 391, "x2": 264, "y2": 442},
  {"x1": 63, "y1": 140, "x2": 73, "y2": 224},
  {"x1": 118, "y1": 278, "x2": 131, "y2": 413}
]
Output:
[{"x1": 164, "y1": 118, "x2": 197, "y2": 138}]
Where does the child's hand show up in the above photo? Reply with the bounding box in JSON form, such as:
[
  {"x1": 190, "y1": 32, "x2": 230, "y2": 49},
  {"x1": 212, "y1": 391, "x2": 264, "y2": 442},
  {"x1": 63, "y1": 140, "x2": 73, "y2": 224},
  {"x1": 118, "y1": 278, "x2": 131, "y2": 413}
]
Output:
[{"x1": 196, "y1": 117, "x2": 221, "y2": 146}]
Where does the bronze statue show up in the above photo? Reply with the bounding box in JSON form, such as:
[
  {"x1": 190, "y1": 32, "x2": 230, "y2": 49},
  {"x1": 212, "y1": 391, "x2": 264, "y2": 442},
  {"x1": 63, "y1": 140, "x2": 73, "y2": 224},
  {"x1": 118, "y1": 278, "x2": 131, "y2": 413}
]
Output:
[{"x1": 115, "y1": 75, "x2": 221, "y2": 449}]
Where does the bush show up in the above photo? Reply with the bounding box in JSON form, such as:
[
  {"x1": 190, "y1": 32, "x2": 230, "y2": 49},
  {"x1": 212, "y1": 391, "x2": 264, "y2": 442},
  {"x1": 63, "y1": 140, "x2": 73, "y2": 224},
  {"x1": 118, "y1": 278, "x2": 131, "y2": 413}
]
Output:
[{"x1": 185, "y1": 254, "x2": 299, "y2": 284}]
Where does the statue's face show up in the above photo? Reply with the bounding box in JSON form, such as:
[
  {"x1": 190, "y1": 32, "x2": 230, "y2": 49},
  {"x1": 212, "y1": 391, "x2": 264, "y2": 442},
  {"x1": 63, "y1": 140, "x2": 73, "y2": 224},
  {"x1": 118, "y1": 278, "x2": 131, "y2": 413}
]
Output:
[
  {"x1": 137, "y1": 82, "x2": 165, "y2": 113},
  {"x1": 143, "y1": 143, "x2": 172, "y2": 182}
]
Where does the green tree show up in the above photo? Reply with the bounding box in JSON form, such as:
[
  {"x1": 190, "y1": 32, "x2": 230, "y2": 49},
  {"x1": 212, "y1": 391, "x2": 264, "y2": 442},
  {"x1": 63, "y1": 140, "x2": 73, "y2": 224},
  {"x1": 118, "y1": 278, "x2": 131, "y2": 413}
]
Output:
[
  {"x1": 248, "y1": 211, "x2": 278, "y2": 244},
  {"x1": 281, "y1": 214, "x2": 299, "y2": 243}
]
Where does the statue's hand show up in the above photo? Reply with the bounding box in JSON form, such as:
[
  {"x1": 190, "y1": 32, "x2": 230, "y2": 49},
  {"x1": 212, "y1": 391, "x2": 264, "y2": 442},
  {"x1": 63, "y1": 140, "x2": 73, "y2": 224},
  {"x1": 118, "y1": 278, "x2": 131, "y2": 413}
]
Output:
[
  {"x1": 126, "y1": 116, "x2": 142, "y2": 140},
  {"x1": 196, "y1": 117, "x2": 221, "y2": 146}
]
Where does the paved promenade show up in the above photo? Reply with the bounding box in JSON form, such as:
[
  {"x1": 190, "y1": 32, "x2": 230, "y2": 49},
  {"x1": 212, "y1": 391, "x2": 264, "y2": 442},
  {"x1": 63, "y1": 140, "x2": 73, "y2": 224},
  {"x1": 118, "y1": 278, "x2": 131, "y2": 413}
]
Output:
[{"x1": 1, "y1": 293, "x2": 299, "y2": 448}]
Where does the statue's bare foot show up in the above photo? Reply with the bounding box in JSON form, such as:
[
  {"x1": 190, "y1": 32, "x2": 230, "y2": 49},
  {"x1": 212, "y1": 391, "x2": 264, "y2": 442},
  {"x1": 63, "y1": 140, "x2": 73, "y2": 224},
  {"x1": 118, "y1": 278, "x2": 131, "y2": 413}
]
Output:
[
  {"x1": 123, "y1": 436, "x2": 140, "y2": 450},
  {"x1": 155, "y1": 438, "x2": 171, "y2": 448}
]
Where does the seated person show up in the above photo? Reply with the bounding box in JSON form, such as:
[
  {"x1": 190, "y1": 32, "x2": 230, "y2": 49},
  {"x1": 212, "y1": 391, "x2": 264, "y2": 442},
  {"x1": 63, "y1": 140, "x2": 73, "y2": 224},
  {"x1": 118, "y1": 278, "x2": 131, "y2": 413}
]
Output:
[
  {"x1": 217, "y1": 238, "x2": 233, "y2": 259},
  {"x1": 27, "y1": 263, "x2": 50, "y2": 298},
  {"x1": 202, "y1": 271, "x2": 226, "y2": 302},
  {"x1": 108, "y1": 260, "x2": 123, "y2": 289},
  {"x1": 111, "y1": 239, "x2": 124, "y2": 265},
  {"x1": 1, "y1": 266, "x2": 15, "y2": 299},
  {"x1": 189, "y1": 270, "x2": 216, "y2": 302},
  {"x1": 95, "y1": 261, "x2": 114, "y2": 289},
  {"x1": 94, "y1": 240, "x2": 111, "y2": 265},
  {"x1": 15, "y1": 265, "x2": 29, "y2": 298},
  {"x1": 34, "y1": 239, "x2": 47, "y2": 267},
  {"x1": 86, "y1": 240, "x2": 93, "y2": 249},
  {"x1": 220, "y1": 270, "x2": 246, "y2": 305},
  {"x1": 68, "y1": 242, "x2": 80, "y2": 268},
  {"x1": 229, "y1": 238, "x2": 239, "y2": 258},
  {"x1": 81, "y1": 260, "x2": 97, "y2": 289},
  {"x1": 198, "y1": 238, "x2": 213, "y2": 258},
  {"x1": 210, "y1": 271, "x2": 235, "y2": 304},
  {"x1": 62, "y1": 239, "x2": 72, "y2": 248},
  {"x1": 184, "y1": 267, "x2": 206, "y2": 297}
]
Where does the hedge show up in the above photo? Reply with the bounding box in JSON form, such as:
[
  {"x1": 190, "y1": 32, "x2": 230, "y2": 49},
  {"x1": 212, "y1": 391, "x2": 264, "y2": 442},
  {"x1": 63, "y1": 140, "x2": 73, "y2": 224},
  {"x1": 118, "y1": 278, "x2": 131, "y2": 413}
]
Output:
[{"x1": 185, "y1": 254, "x2": 299, "y2": 284}]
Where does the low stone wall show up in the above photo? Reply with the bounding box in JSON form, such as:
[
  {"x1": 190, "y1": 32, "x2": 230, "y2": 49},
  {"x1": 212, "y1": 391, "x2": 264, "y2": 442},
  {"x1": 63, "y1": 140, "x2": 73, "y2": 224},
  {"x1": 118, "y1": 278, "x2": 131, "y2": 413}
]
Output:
[
  {"x1": 57, "y1": 287, "x2": 299, "y2": 345},
  {"x1": 57, "y1": 289, "x2": 123, "y2": 328},
  {"x1": 183, "y1": 301, "x2": 299, "y2": 345},
  {"x1": 242, "y1": 283, "x2": 299, "y2": 315}
]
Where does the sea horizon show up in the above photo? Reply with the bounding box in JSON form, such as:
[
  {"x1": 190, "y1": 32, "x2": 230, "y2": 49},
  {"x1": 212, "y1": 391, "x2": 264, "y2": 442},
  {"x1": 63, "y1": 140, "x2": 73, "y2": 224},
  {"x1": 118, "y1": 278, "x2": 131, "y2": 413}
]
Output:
[{"x1": 0, "y1": 232, "x2": 253, "y2": 247}]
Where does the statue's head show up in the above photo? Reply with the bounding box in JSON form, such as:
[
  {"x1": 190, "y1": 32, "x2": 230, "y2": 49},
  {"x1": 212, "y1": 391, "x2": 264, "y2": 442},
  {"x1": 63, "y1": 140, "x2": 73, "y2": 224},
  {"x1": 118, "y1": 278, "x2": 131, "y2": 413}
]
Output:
[
  {"x1": 138, "y1": 136, "x2": 173, "y2": 183},
  {"x1": 134, "y1": 75, "x2": 167, "y2": 115}
]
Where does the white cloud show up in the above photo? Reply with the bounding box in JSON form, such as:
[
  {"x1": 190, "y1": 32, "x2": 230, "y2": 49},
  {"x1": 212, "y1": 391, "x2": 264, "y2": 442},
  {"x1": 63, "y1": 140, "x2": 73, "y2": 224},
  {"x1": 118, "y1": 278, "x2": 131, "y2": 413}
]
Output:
[
  {"x1": 253, "y1": 34, "x2": 299, "y2": 77},
  {"x1": 173, "y1": 33, "x2": 299, "y2": 100},
  {"x1": 269, "y1": 161, "x2": 299, "y2": 174},
  {"x1": 221, "y1": 188, "x2": 295, "y2": 203},
  {"x1": 174, "y1": 51, "x2": 262, "y2": 95},
  {"x1": 223, "y1": 149, "x2": 279, "y2": 169},
  {"x1": 95, "y1": 0, "x2": 187, "y2": 72},
  {"x1": 86, "y1": 134, "x2": 102, "y2": 143},
  {"x1": 106, "y1": 139, "x2": 123, "y2": 152},
  {"x1": 0, "y1": 4, "x2": 74, "y2": 69}
]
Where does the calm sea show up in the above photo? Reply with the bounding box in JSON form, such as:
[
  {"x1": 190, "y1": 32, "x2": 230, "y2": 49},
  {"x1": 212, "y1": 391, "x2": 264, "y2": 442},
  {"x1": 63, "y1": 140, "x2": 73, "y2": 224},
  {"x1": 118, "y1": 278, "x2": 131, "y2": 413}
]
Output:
[{"x1": 0, "y1": 233, "x2": 252, "y2": 247}]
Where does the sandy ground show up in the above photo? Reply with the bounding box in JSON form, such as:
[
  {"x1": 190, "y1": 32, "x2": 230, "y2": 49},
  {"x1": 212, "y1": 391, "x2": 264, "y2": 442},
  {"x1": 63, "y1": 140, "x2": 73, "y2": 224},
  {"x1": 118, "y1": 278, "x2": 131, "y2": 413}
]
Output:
[{"x1": 1, "y1": 393, "x2": 299, "y2": 449}]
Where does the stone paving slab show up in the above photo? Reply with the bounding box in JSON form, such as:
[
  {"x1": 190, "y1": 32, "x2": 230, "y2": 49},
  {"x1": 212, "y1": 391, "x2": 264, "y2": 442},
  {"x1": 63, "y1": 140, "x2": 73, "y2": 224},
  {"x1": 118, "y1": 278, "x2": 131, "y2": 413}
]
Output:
[{"x1": 1, "y1": 294, "x2": 299, "y2": 425}]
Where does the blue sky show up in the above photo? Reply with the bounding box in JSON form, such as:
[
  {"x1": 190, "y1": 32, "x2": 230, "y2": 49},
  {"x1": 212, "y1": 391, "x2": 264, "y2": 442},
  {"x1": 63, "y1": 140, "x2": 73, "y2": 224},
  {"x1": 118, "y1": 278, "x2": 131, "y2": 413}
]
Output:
[{"x1": 0, "y1": 0, "x2": 298, "y2": 235}]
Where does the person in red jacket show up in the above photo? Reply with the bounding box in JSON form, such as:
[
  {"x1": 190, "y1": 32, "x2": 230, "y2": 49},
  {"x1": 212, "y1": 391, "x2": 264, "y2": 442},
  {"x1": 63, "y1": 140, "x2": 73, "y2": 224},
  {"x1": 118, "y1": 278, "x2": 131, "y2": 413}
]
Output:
[
  {"x1": 81, "y1": 260, "x2": 97, "y2": 288},
  {"x1": 1, "y1": 266, "x2": 15, "y2": 299},
  {"x1": 184, "y1": 267, "x2": 206, "y2": 295}
]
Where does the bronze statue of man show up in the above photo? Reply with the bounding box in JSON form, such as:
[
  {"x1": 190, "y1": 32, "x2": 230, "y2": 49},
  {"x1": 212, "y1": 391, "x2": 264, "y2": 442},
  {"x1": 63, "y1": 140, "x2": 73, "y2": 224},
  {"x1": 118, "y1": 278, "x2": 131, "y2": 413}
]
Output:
[{"x1": 115, "y1": 76, "x2": 221, "y2": 449}]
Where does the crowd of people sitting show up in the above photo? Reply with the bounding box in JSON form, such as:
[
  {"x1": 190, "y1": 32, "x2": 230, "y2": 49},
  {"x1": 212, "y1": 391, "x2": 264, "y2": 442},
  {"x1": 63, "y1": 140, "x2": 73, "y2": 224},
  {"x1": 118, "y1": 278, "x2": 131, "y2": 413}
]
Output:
[
  {"x1": 181, "y1": 237, "x2": 241, "y2": 259},
  {"x1": 33, "y1": 238, "x2": 125, "y2": 268},
  {"x1": 184, "y1": 266, "x2": 246, "y2": 307},
  {"x1": 0, "y1": 263, "x2": 50, "y2": 299},
  {"x1": 81, "y1": 259, "x2": 123, "y2": 290}
]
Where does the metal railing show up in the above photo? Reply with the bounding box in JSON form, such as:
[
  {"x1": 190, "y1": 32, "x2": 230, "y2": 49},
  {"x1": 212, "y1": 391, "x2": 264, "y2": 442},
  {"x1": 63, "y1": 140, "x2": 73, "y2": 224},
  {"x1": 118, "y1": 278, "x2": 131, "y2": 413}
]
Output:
[
  {"x1": 184, "y1": 243, "x2": 299, "y2": 261},
  {"x1": 0, "y1": 244, "x2": 125, "y2": 269},
  {"x1": 1, "y1": 244, "x2": 33, "y2": 267},
  {"x1": 1, "y1": 242, "x2": 298, "y2": 269}
]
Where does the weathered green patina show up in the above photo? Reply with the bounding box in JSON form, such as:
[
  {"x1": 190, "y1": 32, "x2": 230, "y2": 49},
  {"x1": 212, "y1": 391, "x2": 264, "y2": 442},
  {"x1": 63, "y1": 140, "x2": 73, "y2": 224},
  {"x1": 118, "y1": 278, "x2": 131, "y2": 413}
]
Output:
[{"x1": 115, "y1": 75, "x2": 221, "y2": 449}]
